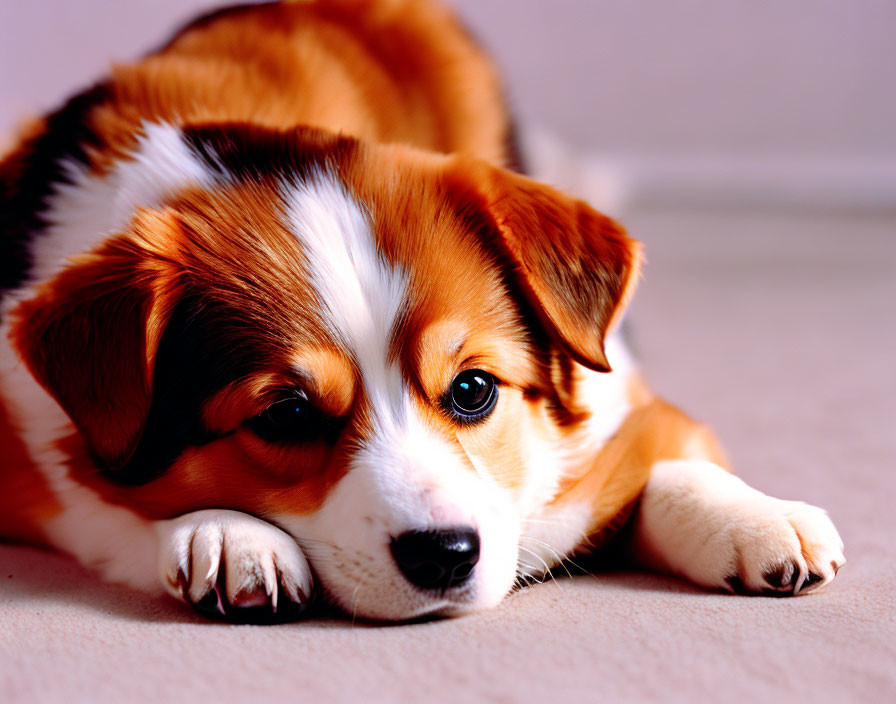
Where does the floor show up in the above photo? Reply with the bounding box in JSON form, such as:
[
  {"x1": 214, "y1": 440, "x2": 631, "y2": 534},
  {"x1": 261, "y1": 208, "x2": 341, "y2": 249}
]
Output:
[{"x1": 2, "y1": 208, "x2": 895, "y2": 703}]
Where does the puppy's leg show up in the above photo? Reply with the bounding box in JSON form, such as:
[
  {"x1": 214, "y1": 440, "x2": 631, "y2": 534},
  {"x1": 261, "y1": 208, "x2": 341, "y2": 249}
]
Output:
[
  {"x1": 551, "y1": 399, "x2": 844, "y2": 595},
  {"x1": 626, "y1": 460, "x2": 845, "y2": 595},
  {"x1": 38, "y1": 479, "x2": 313, "y2": 621}
]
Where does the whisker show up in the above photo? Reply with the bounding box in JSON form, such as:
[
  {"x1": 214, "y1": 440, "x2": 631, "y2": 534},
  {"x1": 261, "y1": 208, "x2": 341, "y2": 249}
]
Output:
[
  {"x1": 519, "y1": 517, "x2": 563, "y2": 525},
  {"x1": 519, "y1": 537, "x2": 568, "y2": 576},
  {"x1": 350, "y1": 581, "x2": 363, "y2": 627},
  {"x1": 517, "y1": 545, "x2": 556, "y2": 583},
  {"x1": 296, "y1": 536, "x2": 341, "y2": 550},
  {"x1": 516, "y1": 558, "x2": 542, "y2": 578},
  {"x1": 519, "y1": 535, "x2": 590, "y2": 580}
]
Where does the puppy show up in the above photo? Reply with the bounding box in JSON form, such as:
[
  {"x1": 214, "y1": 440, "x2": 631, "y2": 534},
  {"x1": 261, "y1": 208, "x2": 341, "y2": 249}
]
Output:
[{"x1": 0, "y1": 0, "x2": 844, "y2": 621}]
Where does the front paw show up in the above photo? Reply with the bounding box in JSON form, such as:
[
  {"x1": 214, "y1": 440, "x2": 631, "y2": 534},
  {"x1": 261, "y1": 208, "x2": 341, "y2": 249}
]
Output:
[
  {"x1": 717, "y1": 499, "x2": 845, "y2": 597},
  {"x1": 158, "y1": 510, "x2": 313, "y2": 622}
]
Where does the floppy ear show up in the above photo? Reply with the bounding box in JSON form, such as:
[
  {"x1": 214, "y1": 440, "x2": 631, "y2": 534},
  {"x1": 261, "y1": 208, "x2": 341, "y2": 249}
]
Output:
[
  {"x1": 464, "y1": 161, "x2": 642, "y2": 372},
  {"x1": 10, "y1": 209, "x2": 183, "y2": 468}
]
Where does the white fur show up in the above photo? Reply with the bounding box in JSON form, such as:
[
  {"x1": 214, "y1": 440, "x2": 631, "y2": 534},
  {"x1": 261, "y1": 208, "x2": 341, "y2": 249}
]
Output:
[
  {"x1": 26, "y1": 121, "x2": 216, "y2": 288},
  {"x1": 157, "y1": 510, "x2": 312, "y2": 610},
  {"x1": 627, "y1": 460, "x2": 845, "y2": 594},
  {"x1": 578, "y1": 331, "x2": 636, "y2": 449},
  {"x1": 0, "y1": 334, "x2": 158, "y2": 589},
  {"x1": 279, "y1": 393, "x2": 520, "y2": 620},
  {"x1": 514, "y1": 331, "x2": 637, "y2": 577},
  {"x1": 517, "y1": 502, "x2": 594, "y2": 580},
  {"x1": 282, "y1": 168, "x2": 407, "y2": 415}
]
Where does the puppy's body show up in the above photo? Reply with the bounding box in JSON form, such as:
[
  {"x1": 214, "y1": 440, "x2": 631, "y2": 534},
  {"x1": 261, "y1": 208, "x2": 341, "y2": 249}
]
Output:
[{"x1": 0, "y1": 0, "x2": 843, "y2": 621}]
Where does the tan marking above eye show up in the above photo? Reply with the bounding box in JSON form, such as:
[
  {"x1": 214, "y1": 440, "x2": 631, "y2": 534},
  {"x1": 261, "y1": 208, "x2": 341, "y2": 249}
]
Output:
[
  {"x1": 201, "y1": 347, "x2": 356, "y2": 434},
  {"x1": 289, "y1": 348, "x2": 357, "y2": 418},
  {"x1": 414, "y1": 319, "x2": 470, "y2": 401},
  {"x1": 412, "y1": 319, "x2": 540, "y2": 404}
]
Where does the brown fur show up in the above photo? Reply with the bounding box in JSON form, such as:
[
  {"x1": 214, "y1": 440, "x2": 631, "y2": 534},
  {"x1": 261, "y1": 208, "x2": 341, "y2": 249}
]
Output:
[
  {"x1": 553, "y1": 399, "x2": 729, "y2": 548},
  {"x1": 48, "y1": 0, "x2": 511, "y2": 178},
  {"x1": 0, "y1": 396, "x2": 60, "y2": 544},
  {"x1": 12, "y1": 209, "x2": 184, "y2": 468}
]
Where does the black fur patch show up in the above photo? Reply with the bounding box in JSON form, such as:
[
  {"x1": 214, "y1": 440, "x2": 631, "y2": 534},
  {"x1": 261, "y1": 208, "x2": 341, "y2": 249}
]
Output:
[
  {"x1": 0, "y1": 82, "x2": 111, "y2": 296},
  {"x1": 105, "y1": 293, "x2": 265, "y2": 486},
  {"x1": 182, "y1": 123, "x2": 358, "y2": 185}
]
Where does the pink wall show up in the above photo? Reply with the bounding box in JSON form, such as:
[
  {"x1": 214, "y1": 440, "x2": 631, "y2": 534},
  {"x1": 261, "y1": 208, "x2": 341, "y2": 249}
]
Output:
[{"x1": 2, "y1": 1, "x2": 894, "y2": 164}]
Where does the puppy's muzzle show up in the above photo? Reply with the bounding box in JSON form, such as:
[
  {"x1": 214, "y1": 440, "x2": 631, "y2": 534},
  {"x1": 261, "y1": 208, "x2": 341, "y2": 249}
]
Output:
[{"x1": 390, "y1": 528, "x2": 480, "y2": 591}]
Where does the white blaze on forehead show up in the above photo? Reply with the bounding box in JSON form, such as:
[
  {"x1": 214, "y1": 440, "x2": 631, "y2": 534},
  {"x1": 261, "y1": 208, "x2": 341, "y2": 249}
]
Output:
[
  {"x1": 282, "y1": 168, "x2": 409, "y2": 423},
  {"x1": 279, "y1": 171, "x2": 526, "y2": 618}
]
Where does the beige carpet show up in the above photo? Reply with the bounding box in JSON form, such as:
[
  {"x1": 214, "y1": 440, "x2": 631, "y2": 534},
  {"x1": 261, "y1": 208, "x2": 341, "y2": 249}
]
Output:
[{"x1": 2, "y1": 208, "x2": 895, "y2": 703}]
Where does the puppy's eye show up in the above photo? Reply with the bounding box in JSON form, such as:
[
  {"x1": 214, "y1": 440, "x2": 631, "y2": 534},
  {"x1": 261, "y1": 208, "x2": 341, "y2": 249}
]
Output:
[
  {"x1": 447, "y1": 369, "x2": 498, "y2": 422},
  {"x1": 264, "y1": 395, "x2": 310, "y2": 429},
  {"x1": 248, "y1": 391, "x2": 331, "y2": 443}
]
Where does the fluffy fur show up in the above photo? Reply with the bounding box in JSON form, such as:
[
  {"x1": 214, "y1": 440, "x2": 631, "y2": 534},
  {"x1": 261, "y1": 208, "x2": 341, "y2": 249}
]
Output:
[{"x1": 0, "y1": 0, "x2": 843, "y2": 622}]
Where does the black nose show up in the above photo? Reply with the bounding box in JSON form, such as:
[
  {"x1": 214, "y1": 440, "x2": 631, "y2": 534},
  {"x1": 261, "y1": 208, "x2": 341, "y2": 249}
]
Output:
[{"x1": 390, "y1": 528, "x2": 480, "y2": 591}]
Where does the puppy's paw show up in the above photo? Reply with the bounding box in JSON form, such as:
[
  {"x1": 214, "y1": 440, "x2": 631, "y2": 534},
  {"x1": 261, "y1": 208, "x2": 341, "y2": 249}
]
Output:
[
  {"x1": 633, "y1": 461, "x2": 845, "y2": 597},
  {"x1": 157, "y1": 509, "x2": 312, "y2": 622},
  {"x1": 718, "y1": 499, "x2": 845, "y2": 597}
]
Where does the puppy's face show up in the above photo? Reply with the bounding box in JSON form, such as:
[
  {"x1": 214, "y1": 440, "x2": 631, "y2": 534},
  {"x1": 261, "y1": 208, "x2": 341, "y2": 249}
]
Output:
[{"x1": 14, "y1": 125, "x2": 639, "y2": 620}]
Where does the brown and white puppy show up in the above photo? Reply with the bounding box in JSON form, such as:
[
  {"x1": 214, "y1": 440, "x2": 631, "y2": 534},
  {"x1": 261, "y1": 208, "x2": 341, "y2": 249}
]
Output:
[{"x1": 0, "y1": 0, "x2": 844, "y2": 622}]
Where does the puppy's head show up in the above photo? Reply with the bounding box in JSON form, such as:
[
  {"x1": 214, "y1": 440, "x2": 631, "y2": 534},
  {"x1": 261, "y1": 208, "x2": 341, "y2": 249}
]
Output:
[{"x1": 13, "y1": 124, "x2": 640, "y2": 620}]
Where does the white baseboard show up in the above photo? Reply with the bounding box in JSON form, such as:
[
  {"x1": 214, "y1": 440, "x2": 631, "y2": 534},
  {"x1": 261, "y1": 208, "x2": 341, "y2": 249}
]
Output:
[{"x1": 522, "y1": 128, "x2": 896, "y2": 215}]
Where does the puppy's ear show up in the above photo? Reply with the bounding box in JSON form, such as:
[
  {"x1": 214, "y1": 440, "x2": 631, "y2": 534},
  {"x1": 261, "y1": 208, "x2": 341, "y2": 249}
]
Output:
[
  {"x1": 11, "y1": 208, "x2": 184, "y2": 468},
  {"x1": 459, "y1": 161, "x2": 642, "y2": 372}
]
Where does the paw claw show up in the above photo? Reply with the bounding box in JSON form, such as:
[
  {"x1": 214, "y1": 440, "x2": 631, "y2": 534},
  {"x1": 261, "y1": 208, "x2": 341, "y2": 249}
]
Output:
[
  {"x1": 800, "y1": 571, "x2": 825, "y2": 592},
  {"x1": 762, "y1": 559, "x2": 801, "y2": 592}
]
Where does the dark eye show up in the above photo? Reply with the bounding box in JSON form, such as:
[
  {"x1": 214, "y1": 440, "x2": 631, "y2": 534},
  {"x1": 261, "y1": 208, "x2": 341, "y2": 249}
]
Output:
[
  {"x1": 447, "y1": 369, "x2": 498, "y2": 422},
  {"x1": 248, "y1": 391, "x2": 337, "y2": 443}
]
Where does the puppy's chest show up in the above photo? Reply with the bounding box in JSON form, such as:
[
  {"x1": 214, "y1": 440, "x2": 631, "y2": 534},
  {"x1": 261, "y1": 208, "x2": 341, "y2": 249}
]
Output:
[{"x1": 517, "y1": 337, "x2": 641, "y2": 569}]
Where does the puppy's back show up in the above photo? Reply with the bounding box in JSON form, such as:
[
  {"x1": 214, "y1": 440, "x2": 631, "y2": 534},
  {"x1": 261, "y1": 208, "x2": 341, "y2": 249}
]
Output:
[{"x1": 70, "y1": 0, "x2": 513, "y2": 170}]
